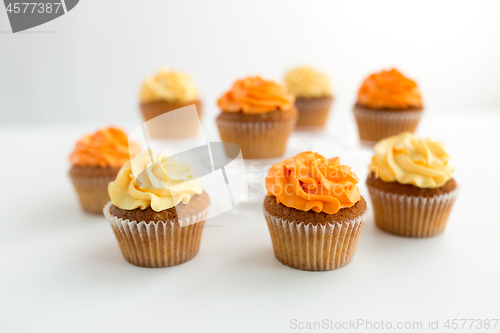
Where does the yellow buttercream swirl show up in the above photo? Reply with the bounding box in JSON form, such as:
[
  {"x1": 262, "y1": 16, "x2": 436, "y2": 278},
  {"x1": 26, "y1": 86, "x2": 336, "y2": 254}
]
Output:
[
  {"x1": 285, "y1": 66, "x2": 332, "y2": 98},
  {"x1": 369, "y1": 132, "x2": 454, "y2": 189},
  {"x1": 140, "y1": 67, "x2": 198, "y2": 103},
  {"x1": 108, "y1": 150, "x2": 203, "y2": 212}
]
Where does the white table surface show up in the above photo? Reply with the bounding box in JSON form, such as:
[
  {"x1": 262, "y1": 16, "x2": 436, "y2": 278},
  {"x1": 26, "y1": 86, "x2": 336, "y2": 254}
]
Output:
[{"x1": 1, "y1": 109, "x2": 499, "y2": 333}]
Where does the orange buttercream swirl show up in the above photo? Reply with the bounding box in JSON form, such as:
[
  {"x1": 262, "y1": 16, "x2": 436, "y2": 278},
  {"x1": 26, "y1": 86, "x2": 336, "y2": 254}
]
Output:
[
  {"x1": 265, "y1": 152, "x2": 361, "y2": 214},
  {"x1": 218, "y1": 76, "x2": 295, "y2": 114},
  {"x1": 69, "y1": 127, "x2": 139, "y2": 168},
  {"x1": 357, "y1": 68, "x2": 423, "y2": 109}
]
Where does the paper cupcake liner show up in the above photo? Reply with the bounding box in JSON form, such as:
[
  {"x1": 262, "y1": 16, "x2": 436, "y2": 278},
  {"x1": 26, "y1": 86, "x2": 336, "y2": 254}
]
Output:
[
  {"x1": 103, "y1": 202, "x2": 208, "y2": 268},
  {"x1": 262, "y1": 207, "x2": 367, "y2": 271},
  {"x1": 140, "y1": 101, "x2": 202, "y2": 139},
  {"x1": 69, "y1": 173, "x2": 115, "y2": 214},
  {"x1": 353, "y1": 106, "x2": 422, "y2": 145},
  {"x1": 367, "y1": 185, "x2": 458, "y2": 237},
  {"x1": 294, "y1": 97, "x2": 333, "y2": 129},
  {"x1": 142, "y1": 108, "x2": 200, "y2": 139},
  {"x1": 216, "y1": 118, "x2": 295, "y2": 159}
]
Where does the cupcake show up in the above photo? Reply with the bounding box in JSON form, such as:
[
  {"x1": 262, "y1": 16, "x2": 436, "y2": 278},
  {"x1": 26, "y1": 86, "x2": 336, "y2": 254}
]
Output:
[
  {"x1": 140, "y1": 67, "x2": 202, "y2": 138},
  {"x1": 366, "y1": 132, "x2": 458, "y2": 237},
  {"x1": 353, "y1": 68, "x2": 423, "y2": 145},
  {"x1": 69, "y1": 127, "x2": 139, "y2": 214},
  {"x1": 216, "y1": 76, "x2": 298, "y2": 159},
  {"x1": 104, "y1": 150, "x2": 210, "y2": 268},
  {"x1": 263, "y1": 152, "x2": 367, "y2": 271},
  {"x1": 285, "y1": 66, "x2": 333, "y2": 129}
]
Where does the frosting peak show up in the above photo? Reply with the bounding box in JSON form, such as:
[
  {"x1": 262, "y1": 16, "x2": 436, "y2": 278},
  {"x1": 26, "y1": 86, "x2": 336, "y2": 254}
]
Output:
[
  {"x1": 285, "y1": 66, "x2": 332, "y2": 98},
  {"x1": 265, "y1": 152, "x2": 360, "y2": 214},
  {"x1": 140, "y1": 67, "x2": 198, "y2": 103},
  {"x1": 217, "y1": 76, "x2": 295, "y2": 114},
  {"x1": 357, "y1": 68, "x2": 422, "y2": 110},
  {"x1": 69, "y1": 127, "x2": 139, "y2": 168},
  {"x1": 108, "y1": 150, "x2": 203, "y2": 212},
  {"x1": 369, "y1": 132, "x2": 454, "y2": 188}
]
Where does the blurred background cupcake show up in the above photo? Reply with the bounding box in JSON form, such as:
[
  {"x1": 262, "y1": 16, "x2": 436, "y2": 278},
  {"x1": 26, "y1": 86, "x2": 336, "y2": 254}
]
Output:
[
  {"x1": 366, "y1": 132, "x2": 458, "y2": 237},
  {"x1": 285, "y1": 66, "x2": 333, "y2": 129},
  {"x1": 216, "y1": 76, "x2": 297, "y2": 159},
  {"x1": 353, "y1": 68, "x2": 423, "y2": 145},
  {"x1": 105, "y1": 150, "x2": 210, "y2": 268},
  {"x1": 140, "y1": 67, "x2": 202, "y2": 138},
  {"x1": 69, "y1": 127, "x2": 139, "y2": 214},
  {"x1": 263, "y1": 151, "x2": 367, "y2": 271}
]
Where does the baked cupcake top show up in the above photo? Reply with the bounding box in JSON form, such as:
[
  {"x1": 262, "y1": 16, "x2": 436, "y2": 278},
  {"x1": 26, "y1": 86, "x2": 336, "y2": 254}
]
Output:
[
  {"x1": 357, "y1": 68, "x2": 422, "y2": 110},
  {"x1": 108, "y1": 150, "x2": 203, "y2": 212},
  {"x1": 69, "y1": 127, "x2": 139, "y2": 168},
  {"x1": 140, "y1": 67, "x2": 198, "y2": 103},
  {"x1": 217, "y1": 76, "x2": 295, "y2": 114},
  {"x1": 369, "y1": 132, "x2": 454, "y2": 188},
  {"x1": 265, "y1": 152, "x2": 360, "y2": 214},
  {"x1": 285, "y1": 66, "x2": 332, "y2": 98}
]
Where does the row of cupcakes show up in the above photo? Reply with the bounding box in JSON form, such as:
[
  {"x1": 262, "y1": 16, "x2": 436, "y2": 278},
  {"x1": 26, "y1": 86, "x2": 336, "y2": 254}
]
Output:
[
  {"x1": 69, "y1": 127, "x2": 457, "y2": 270},
  {"x1": 139, "y1": 66, "x2": 424, "y2": 158},
  {"x1": 69, "y1": 67, "x2": 425, "y2": 214}
]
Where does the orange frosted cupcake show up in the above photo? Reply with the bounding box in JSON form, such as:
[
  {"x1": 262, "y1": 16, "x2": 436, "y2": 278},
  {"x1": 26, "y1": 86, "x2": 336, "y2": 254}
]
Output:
[
  {"x1": 69, "y1": 127, "x2": 139, "y2": 214},
  {"x1": 216, "y1": 76, "x2": 298, "y2": 159},
  {"x1": 285, "y1": 66, "x2": 334, "y2": 129},
  {"x1": 353, "y1": 68, "x2": 423, "y2": 145},
  {"x1": 140, "y1": 67, "x2": 202, "y2": 138},
  {"x1": 263, "y1": 152, "x2": 367, "y2": 271},
  {"x1": 366, "y1": 132, "x2": 458, "y2": 237}
]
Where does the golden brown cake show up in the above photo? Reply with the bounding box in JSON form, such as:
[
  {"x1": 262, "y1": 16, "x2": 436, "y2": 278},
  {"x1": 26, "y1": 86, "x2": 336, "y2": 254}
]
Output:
[
  {"x1": 263, "y1": 151, "x2": 367, "y2": 271},
  {"x1": 366, "y1": 132, "x2": 458, "y2": 237},
  {"x1": 285, "y1": 66, "x2": 334, "y2": 129},
  {"x1": 216, "y1": 76, "x2": 298, "y2": 159},
  {"x1": 68, "y1": 127, "x2": 139, "y2": 214},
  {"x1": 104, "y1": 150, "x2": 209, "y2": 268},
  {"x1": 353, "y1": 68, "x2": 423, "y2": 145}
]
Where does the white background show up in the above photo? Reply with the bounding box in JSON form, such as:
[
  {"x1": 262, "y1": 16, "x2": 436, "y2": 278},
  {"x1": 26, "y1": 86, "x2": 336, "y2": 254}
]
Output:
[
  {"x1": 1, "y1": 1, "x2": 500, "y2": 333},
  {"x1": 1, "y1": 0, "x2": 500, "y2": 125}
]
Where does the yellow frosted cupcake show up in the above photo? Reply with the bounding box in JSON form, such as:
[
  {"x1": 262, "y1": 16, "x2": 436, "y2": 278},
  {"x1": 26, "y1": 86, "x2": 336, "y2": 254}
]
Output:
[
  {"x1": 139, "y1": 67, "x2": 202, "y2": 138},
  {"x1": 366, "y1": 132, "x2": 458, "y2": 237},
  {"x1": 285, "y1": 66, "x2": 333, "y2": 129},
  {"x1": 104, "y1": 151, "x2": 210, "y2": 268}
]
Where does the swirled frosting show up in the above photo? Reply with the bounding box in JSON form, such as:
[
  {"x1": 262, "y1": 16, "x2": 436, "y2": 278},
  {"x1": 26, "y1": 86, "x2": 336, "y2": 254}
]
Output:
[
  {"x1": 369, "y1": 132, "x2": 454, "y2": 188},
  {"x1": 108, "y1": 150, "x2": 203, "y2": 212},
  {"x1": 217, "y1": 76, "x2": 295, "y2": 114},
  {"x1": 285, "y1": 66, "x2": 332, "y2": 98},
  {"x1": 357, "y1": 68, "x2": 422, "y2": 109},
  {"x1": 69, "y1": 127, "x2": 139, "y2": 168},
  {"x1": 140, "y1": 67, "x2": 198, "y2": 103},
  {"x1": 265, "y1": 152, "x2": 361, "y2": 214}
]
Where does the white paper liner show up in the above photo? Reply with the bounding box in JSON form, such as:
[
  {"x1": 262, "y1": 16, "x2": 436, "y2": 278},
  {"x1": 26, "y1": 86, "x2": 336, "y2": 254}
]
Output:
[
  {"x1": 262, "y1": 207, "x2": 368, "y2": 271},
  {"x1": 353, "y1": 106, "x2": 423, "y2": 145},
  {"x1": 294, "y1": 97, "x2": 333, "y2": 128},
  {"x1": 143, "y1": 108, "x2": 200, "y2": 138},
  {"x1": 69, "y1": 173, "x2": 115, "y2": 214},
  {"x1": 216, "y1": 118, "x2": 295, "y2": 159},
  {"x1": 367, "y1": 185, "x2": 458, "y2": 237},
  {"x1": 103, "y1": 202, "x2": 209, "y2": 267}
]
